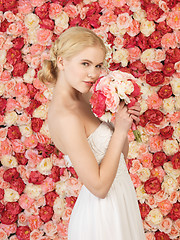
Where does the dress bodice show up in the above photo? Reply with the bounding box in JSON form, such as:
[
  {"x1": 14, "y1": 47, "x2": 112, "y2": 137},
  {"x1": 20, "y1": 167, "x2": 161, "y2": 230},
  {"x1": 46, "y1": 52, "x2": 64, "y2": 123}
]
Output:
[{"x1": 64, "y1": 121, "x2": 129, "y2": 183}]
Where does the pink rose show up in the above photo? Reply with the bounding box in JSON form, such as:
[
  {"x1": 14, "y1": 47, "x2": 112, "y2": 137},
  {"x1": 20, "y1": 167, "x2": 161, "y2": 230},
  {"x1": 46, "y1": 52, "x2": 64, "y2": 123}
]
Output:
[
  {"x1": 90, "y1": 90, "x2": 106, "y2": 117},
  {"x1": 157, "y1": 199, "x2": 173, "y2": 216},
  {"x1": 39, "y1": 18, "x2": 54, "y2": 31},
  {"x1": 11, "y1": 139, "x2": 25, "y2": 153}
]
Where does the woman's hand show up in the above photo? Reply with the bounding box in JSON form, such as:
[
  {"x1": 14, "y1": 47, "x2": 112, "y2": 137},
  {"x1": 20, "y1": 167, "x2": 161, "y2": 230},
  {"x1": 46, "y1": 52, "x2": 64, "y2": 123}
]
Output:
[{"x1": 127, "y1": 102, "x2": 141, "y2": 125}]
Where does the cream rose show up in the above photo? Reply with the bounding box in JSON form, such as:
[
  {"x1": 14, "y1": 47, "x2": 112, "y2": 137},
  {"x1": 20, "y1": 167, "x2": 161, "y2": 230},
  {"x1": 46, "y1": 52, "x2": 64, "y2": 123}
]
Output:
[
  {"x1": 140, "y1": 99, "x2": 148, "y2": 114},
  {"x1": 19, "y1": 124, "x2": 33, "y2": 137},
  {"x1": 43, "y1": 88, "x2": 53, "y2": 100},
  {"x1": 23, "y1": 68, "x2": 36, "y2": 84},
  {"x1": 109, "y1": 23, "x2": 123, "y2": 36},
  {"x1": 140, "y1": 19, "x2": 155, "y2": 37},
  {"x1": 128, "y1": 141, "x2": 141, "y2": 159},
  {"x1": 1, "y1": 155, "x2": 18, "y2": 168},
  {"x1": 172, "y1": 122, "x2": 180, "y2": 141},
  {"x1": 27, "y1": 28, "x2": 38, "y2": 45},
  {"x1": 55, "y1": 11, "x2": 69, "y2": 29},
  {"x1": 0, "y1": 50, "x2": 7, "y2": 65},
  {"x1": 138, "y1": 167, "x2": 151, "y2": 182},
  {"x1": 133, "y1": 9, "x2": 147, "y2": 22},
  {"x1": 37, "y1": 157, "x2": 52, "y2": 175},
  {"x1": 55, "y1": 181, "x2": 67, "y2": 198},
  {"x1": 24, "y1": 183, "x2": 42, "y2": 199},
  {"x1": 4, "y1": 188, "x2": 20, "y2": 202},
  {"x1": 170, "y1": 76, "x2": 180, "y2": 96},
  {"x1": 162, "y1": 176, "x2": 179, "y2": 194},
  {"x1": 4, "y1": 111, "x2": 18, "y2": 126},
  {"x1": 163, "y1": 162, "x2": 180, "y2": 179},
  {"x1": 113, "y1": 48, "x2": 129, "y2": 67},
  {"x1": 24, "y1": 13, "x2": 40, "y2": 29},
  {"x1": 162, "y1": 97, "x2": 175, "y2": 114},
  {"x1": 0, "y1": 83, "x2": 5, "y2": 96},
  {"x1": 136, "y1": 185, "x2": 149, "y2": 203},
  {"x1": 175, "y1": 96, "x2": 180, "y2": 111},
  {"x1": 141, "y1": 48, "x2": 156, "y2": 64},
  {"x1": 33, "y1": 104, "x2": 48, "y2": 119},
  {"x1": 53, "y1": 197, "x2": 65, "y2": 217},
  {"x1": 162, "y1": 139, "x2": 179, "y2": 156},
  {"x1": 40, "y1": 122, "x2": 51, "y2": 138},
  {"x1": 146, "y1": 208, "x2": 163, "y2": 225}
]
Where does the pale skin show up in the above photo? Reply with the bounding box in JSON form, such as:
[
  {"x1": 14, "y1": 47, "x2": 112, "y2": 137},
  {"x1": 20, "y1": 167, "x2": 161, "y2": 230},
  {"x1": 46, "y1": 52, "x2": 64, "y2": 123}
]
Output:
[{"x1": 48, "y1": 46, "x2": 141, "y2": 199}]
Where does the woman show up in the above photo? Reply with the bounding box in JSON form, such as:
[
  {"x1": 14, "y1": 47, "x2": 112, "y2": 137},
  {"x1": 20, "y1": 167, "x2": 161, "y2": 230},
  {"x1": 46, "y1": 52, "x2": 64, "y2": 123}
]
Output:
[{"x1": 38, "y1": 26, "x2": 146, "y2": 240}]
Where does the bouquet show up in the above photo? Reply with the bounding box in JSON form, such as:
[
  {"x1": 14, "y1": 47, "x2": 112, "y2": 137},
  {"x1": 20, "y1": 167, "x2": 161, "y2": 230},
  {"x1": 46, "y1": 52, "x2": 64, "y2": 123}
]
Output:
[{"x1": 89, "y1": 70, "x2": 142, "y2": 142}]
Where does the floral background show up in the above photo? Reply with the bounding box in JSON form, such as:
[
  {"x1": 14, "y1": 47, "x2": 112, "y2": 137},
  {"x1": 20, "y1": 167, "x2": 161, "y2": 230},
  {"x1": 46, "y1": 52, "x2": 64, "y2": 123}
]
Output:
[{"x1": 0, "y1": 0, "x2": 180, "y2": 239}]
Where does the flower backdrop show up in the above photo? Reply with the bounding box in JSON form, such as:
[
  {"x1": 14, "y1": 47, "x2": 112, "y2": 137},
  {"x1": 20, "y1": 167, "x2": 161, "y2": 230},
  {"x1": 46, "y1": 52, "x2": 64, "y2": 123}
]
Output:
[{"x1": 0, "y1": 0, "x2": 180, "y2": 239}]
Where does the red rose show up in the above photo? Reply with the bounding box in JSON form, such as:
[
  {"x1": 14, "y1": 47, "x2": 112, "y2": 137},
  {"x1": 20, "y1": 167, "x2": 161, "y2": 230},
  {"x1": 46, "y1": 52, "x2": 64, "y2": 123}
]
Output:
[
  {"x1": 90, "y1": 90, "x2": 106, "y2": 118},
  {"x1": 0, "y1": 19, "x2": 11, "y2": 32},
  {"x1": 12, "y1": 37, "x2": 24, "y2": 50},
  {"x1": 160, "y1": 126, "x2": 174, "y2": 139},
  {"x1": 16, "y1": 226, "x2": 31, "y2": 240},
  {"x1": 119, "y1": 67, "x2": 132, "y2": 74},
  {"x1": 86, "y1": 14, "x2": 101, "y2": 28},
  {"x1": 7, "y1": 125, "x2": 22, "y2": 140},
  {"x1": 66, "y1": 196, "x2": 77, "y2": 208},
  {"x1": 6, "y1": 202, "x2": 22, "y2": 215},
  {"x1": 171, "y1": 152, "x2": 180, "y2": 169},
  {"x1": 60, "y1": 168, "x2": 66, "y2": 176},
  {"x1": 12, "y1": 61, "x2": 28, "y2": 77},
  {"x1": 0, "y1": 97, "x2": 7, "y2": 115},
  {"x1": 25, "y1": 99, "x2": 41, "y2": 116},
  {"x1": 129, "y1": 60, "x2": 146, "y2": 78},
  {"x1": 39, "y1": 205, "x2": 54, "y2": 222},
  {"x1": 3, "y1": 0, "x2": 17, "y2": 11},
  {"x1": 123, "y1": 33, "x2": 136, "y2": 48},
  {"x1": 26, "y1": 83, "x2": 38, "y2": 99},
  {"x1": 138, "y1": 114, "x2": 149, "y2": 127},
  {"x1": 0, "y1": 211, "x2": 18, "y2": 225},
  {"x1": 3, "y1": 167, "x2": 20, "y2": 183},
  {"x1": 146, "y1": 72, "x2": 164, "y2": 86},
  {"x1": 152, "y1": 152, "x2": 167, "y2": 167},
  {"x1": 6, "y1": 48, "x2": 22, "y2": 66},
  {"x1": 34, "y1": 2, "x2": 50, "y2": 19},
  {"x1": 135, "y1": 33, "x2": 149, "y2": 51},
  {"x1": 31, "y1": 117, "x2": 44, "y2": 133},
  {"x1": 36, "y1": 143, "x2": 55, "y2": 157},
  {"x1": 69, "y1": 14, "x2": 81, "y2": 27},
  {"x1": 79, "y1": 18, "x2": 91, "y2": 29},
  {"x1": 167, "y1": 202, "x2": 180, "y2": 221},
  {"x1": 49, "y1": 166, "x2": 60, "y2": 182},
  {"x1": 114, "y1": 4, "x2": 133, "y2": 15},
  {"x1": 144, "y1": 177, "x2": 161, "y2": 194},
  {"x1": 144, "y1": 109, "x2": 164, "y2": 125},
  {"x1": 163, "y1": 0, "x2": 178, "y2": 8},
  {"x1": 154, "y1": 231, "x2": 170, "y2": 240},
  {"x1": 157, "y1": 85, "x2": 172, "y2": 99},
  {"x1": 15, "y1": 152, "x2": 28, "y2": 165},
  {"x1": 165, "y1": 48, "x2": 180, "y2": 64},
  {"x1": 28, "y1": 171, "x2": 46, "y2": 185},
  {"x1": 148, "y1": 31, "x2": 162, "y2": 48},
  {"x1": 40, "y1": 18, "x2": 55, "y2": 31},
  {"x1": 107, "y1": 32, "x2": 115, "y2": 46},
  {"x1": 10, "y1": 177, "x2": 25, "y2": 195},
  {"x1": 146, "y1": 3, "x2": 163, "y2": 21},
  {"x1": 68, "y1": 166, "x2": 78, "y2": 179},
  {"x1": 162, "y1": 63, "x2": 175, "y2": 76},
  {"x1": 0, "y1": 202, "x2": 5, "y2": 214},
  {"x1": 86, "y1": 2, "x2": 102, "y2": 15},
  {"x1": 0, "y1": 188, "x2": 4, "y2": 200},
  {"x1": 45, "y1": 191, "x2": 59, "y2": 207},
  {"x1": 140, "y1": 0, "x2": 150, "y2": 10},
  {"x1": 138, "y1": 202, "x2": 150, "y2": 220},
  {"x1": 109, "y1": 63, "x2": 121, "y2": 71},
  {"x1": 156, "y1": 21, "x2": 173, "y2": 35}
]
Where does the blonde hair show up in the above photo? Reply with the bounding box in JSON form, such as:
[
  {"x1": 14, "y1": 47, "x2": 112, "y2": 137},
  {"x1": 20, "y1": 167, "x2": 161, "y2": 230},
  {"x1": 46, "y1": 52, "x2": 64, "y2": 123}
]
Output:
[{"x1": 38, "y1": 27, "x2": 107, "y2": 86}]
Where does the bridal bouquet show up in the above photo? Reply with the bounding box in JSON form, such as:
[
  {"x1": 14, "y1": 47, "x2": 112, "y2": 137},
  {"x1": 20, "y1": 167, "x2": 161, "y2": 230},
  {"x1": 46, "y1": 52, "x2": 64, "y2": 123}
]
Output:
[{"x1": 90, "y1": 70, "x2": 142, "y2": 142}]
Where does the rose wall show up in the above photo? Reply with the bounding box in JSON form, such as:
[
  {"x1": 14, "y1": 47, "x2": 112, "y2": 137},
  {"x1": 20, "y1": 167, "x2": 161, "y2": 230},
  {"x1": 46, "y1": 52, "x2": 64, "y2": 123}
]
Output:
[{"x1": 0, "y1": 0, "x2": 180, "y2": 239}]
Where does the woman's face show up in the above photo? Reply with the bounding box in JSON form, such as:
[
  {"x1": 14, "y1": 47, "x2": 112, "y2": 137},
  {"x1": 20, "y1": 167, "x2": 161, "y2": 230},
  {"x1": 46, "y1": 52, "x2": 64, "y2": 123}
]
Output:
[{"x1": 58, "y1": 46, "x2": 105, "y2": 94}]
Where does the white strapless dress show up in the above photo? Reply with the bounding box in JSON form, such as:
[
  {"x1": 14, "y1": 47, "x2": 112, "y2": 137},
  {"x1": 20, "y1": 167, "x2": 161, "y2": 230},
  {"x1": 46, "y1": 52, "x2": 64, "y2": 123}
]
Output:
[{"x1": 66, "y1": 121, "x2": 146, "y2": 240}]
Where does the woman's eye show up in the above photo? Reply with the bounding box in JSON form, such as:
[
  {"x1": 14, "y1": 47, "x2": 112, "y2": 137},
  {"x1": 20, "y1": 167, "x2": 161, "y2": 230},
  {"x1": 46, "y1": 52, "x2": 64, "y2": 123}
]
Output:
[
  {"x1": 82, "y1": 62, "x2": 89, "y2": 66},
  {"x1": 96, "y1": 64, "x2": 102, "y2": 69}
]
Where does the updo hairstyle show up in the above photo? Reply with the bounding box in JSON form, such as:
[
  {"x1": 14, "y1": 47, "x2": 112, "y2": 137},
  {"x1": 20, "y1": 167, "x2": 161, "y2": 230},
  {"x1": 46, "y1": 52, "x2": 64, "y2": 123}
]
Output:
[{"x1": 38, "y1": 26, "x2": 107, "y2": 86}]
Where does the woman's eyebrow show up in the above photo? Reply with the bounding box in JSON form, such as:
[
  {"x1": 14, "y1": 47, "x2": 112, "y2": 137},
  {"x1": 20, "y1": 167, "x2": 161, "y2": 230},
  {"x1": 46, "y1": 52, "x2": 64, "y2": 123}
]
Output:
[{"x1": 81, "y1": 59, "x2": 104, "y2": 65}]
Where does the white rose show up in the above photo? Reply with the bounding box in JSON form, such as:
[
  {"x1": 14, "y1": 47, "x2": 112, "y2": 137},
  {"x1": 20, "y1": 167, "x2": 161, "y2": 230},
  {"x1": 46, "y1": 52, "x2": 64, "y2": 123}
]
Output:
[
  {"x1": 162, "y1": 176, "x2": 179, "y2": 194},
  {"x1": 4, "y1": 111, "x2": 17, "y2": 126},
  {"x1": 19, "y1": 124, "x2": 33, "y2": 137},
  {"x1": 37, "y1": 157, "x2": 52, "y2": 175},
  {"x1": 162, "y1": 139, "x2": 179, "y2": 156},
  {"x1": 33, "y1": 104, "x2": 48, "y2": 119},
  {"x1": 24, "y1": 183, "x2": 42, "y2": 199},
  {"x1": 138, "y1": 167, "x2": 151, "y2": 182},
  {"x1": 53, "y1": 197, "x2": 65, "y2": 217},
  {"x1": 146, "y1": 208, "x2": 163, "y2": 225},
  {"x1": 0, "y1": 50, "x2": 7, "y2": 65},
  {"x1": 113, "y1": 48, "x2": 129, "y2": 67},
  {"x1": 163, "y1": 162, "x2": 180, "y2": 179},
  {"x1": 4, "y1": 188, "x2": 20, "y2": 202},
  {"x1": 99, "y1": 112, "x2": 112, "y2": 122},
  {"x1": 27, "y1": 28, "x2": 38, "y2": 45},
  {"x1": 172, "y1": 122, "x2": 180, "y2": 141},
  {"x1": 0, "y1": 83, "x2": 5, "y2": 96},
  {"x1": 140, "y1": 19, "x2": 155, "y2": 37},
  {"x1": 23, "y1": 68, "x2": 36, "y2": 84},
  {"x1": 55, "y1": 11, "x2": 69, "y2": 29},
  {"x1": 43, "y1": 88, "x2": 53, "y2": 100},
  {"x1": 128, "y1": 141, "x2": 141, "y2": 159},
  {"x1": 141, "y1": 48, "x2": 156, "y2": 64},
  {"x1": 140, "y1": 99, "x2": 148, "y2": 114},
  {"x1": 24, "y1": 13, "x2": 40, "y2": 29},
  {"x1": 133, "y1": 9, "x2": 147, "y2": 22},
  {"x1": 136, "y1": 185, "x2": 149, "y2": 203},
  {"x1": 162, "y1": 97, "x2": 175, "y2": 114},
  {"x1": 175, "y1": 96, "x2": 180, "y2": 111},
  {"x1": 55, "y1": 181, "x2": 67, "y2": 198},
  {"x1": 1, "y1": 155, "x2": 18, "y2": 168},
  {"x1": 170, "y1": 76, "x2": 180, "y2": 96},
  {"x1": 40, "y1": 121, "x2": 51, "y2": 138}
]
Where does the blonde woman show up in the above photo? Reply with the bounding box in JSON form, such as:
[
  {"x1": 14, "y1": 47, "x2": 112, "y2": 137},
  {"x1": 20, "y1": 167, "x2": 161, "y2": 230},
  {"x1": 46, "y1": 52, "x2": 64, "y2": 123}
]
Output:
[{"x1": 39, "y1": 26, "x2": 146, "y2": 240}]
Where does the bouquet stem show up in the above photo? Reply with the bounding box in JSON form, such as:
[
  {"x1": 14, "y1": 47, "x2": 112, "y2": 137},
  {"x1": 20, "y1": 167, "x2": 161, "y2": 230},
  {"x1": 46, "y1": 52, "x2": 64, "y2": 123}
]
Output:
[{"x1": 131, "y1": 122, "x2": 142, "y2": 142}]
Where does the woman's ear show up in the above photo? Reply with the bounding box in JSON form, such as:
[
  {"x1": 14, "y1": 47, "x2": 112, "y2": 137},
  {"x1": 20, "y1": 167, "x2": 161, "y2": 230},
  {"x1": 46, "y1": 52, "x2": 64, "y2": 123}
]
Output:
[{"x1": 57, "y1": 56, "x2": 64, "y2": 70}]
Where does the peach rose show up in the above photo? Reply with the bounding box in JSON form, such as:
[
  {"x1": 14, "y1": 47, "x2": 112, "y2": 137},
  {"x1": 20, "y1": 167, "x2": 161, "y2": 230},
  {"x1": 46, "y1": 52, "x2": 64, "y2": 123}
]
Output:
[
  {"x1": 169, "y1": 191, "x2": 178, "y2": 204},
  {"x1": 0, "y1": 139, "x2": 12, "y2": 155},
  {"x1": 64, "y1": 4, "x2": 78, "y2": 18},
  {"x1": 169, "y1": 225, "x2": 179, "y2": 239},
  {"x1": 145, "y1": 61, "x2": 163, "y2": 71},
  {"x1": 127, "y1": 19, "x2": 140, "y2": 37},
  {"x1": 0, "y1": 229, "x2": 8, "y2": 240},
  {"x1": 151, "y1": 167, "x2": 165, "y2": 183},
  {"x1": 43, "y1": 221, "x2": 57, "y2": 237},
  {"x1": 138, "y1": 152, "x2": 153, "y2": 168},
  {"x1": 24, "y1": 134, "x2": 38, "y2": 148},
  {"x1": 30, "y1": 229, "x2": 44, "y2": 240},
  {"x1": 157, "y1": 199, "x2": 173, "y2": 216},
  {"x1": 100, "y1": 11, "x2": 117, "y2": 24},
  {"x1": 29, "y1": 0, "x2": 45, "y2": 7},
  {"x1": 128, "y1": 46, "x2": 141, "y2": 63},
  {"x1": 0, "y1": 127, "x2": 7, "y2": 141},
  {"x1": 145, "y1": 123, "x2": 160, "y2": 136},
  {"x1": 128, "y1": 0, "x2": 141, "y2": 11},
  {"x1": 112, "y1": 0, "x2": 126, "y2": 7},
  {"x1": 129, "y1": 159, "x2": 142, "y2": 174},
  {"x1": 29, "y1": 215, "x2": 43, "y2": 231},
  {"x1": 147, "y1": 93, "x2": 163, "y2": 109},
  {"x1": 62, "y1": 207, "x2": 72, "y2": 222},
  {"x1": 161, "y1": 33, "x2": 177, "y2": 50},
  {"x1": 49, "y1": 3, "x2": 63, "y2": 19},
  {"x1": 146, "y1": 195, "x2": 157, "y2": 209},
  {"x1": 167, "y1": 11, "x2": 180, "y2": 30},
  {"x1": 41, "y1": 177, "x2": 55, "y2": 194},
  {"x1": 154, "y1": 190, "x2": 168, "y2": 202},
  {"x1": 117, "y1": 13, "x2": 132, "y2": 29},
  {"x1": 18, "y1": 0, "x2": 33, "y2": 14},
  {"x1": 37, "y1": 29, "x2": 53, "y2": 46},
  {"x1": 130, "y1": 173, "x2": 141, "y2": 187},
  {"x1": 18, "y1": 212, "x2": 28, "y2": 226},
  {"x1": 11, "y1": 139, "x2": 25, "y2": 153},
  {"x1": 159, "y1": 217, "x2": 172, "y2": 234},
  {"x1": 149, "y1": 135, "x2": 163, "y2": 153},
  {"x1": 99, "y1": 0, "x2": 114, "y2": 10}
]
